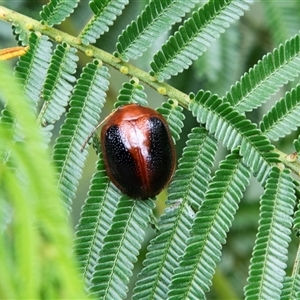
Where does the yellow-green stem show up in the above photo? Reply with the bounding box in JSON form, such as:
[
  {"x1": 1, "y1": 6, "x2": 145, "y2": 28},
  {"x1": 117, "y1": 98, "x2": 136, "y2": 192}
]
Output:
[
  {"x1": 274, "y1": 149, "x2": 300, "y2": 177},
  {"x1": 0, "y1": 5, "x2": 190, "y2": 108},
  {"x1": 1, "y1": 5, "x2": 300, "y2": 177}
]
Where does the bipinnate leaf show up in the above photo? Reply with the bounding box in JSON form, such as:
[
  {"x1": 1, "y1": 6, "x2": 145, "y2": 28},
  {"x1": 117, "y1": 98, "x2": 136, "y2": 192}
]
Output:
[
  {"x1": 52, "y1": 61, "x2": 110, "y2": 212},
  {"x1": 132, "y1": 127, "x2": 217, "y2": 299},
  {"x1": 89, "y1": 198, "x2": 155, "y2": 299},
  {"x1": 156, "y1": 99, "x2": 185, "y2": 143},
  {"x1": 14, "y1": 32, "x2": 52, "y2": 109},
  {"x1": 0, "y1": 61, "x2": 87, "y2": 300},
  {"x1": 1, "y1": 32, "x2": 52, "y2": 162},
  {"x1": 260, "y1": 85, "x2": 300, "y2": 141},
  {"x1": 281, "y1": 275, "x2": 300, "y2": 300},
  {"x1": 244, "y1": 168, "x2": 296, "y2": 300},
  {"x1": 115, "y1": 0, "x2": 199, "y2": 61},
  {"x1": 41, "y1": 43, "x2": 78, "y2": 125},
  {"x1": 79, "y1": 0, "x2": 129, "y2": 45},
  {"x1": 225, "y1": 34, "x2": 300, "y2": 113},
  {"x1": 40, "y1": 0, "x2": 79, "y2": 26},
  {"x1": 168, "y1": 150, "x2": 251, "y2": 299},
  {"x1": 189, "y1": 90, "x2": 279, "y2": 183},
  {"x1": 114, "y1": 80, "x2": 148, "y2": 108},
  {"x1": 74, "y1": 154, "x2": 122, "y2": 287},
  {"x1": 150, "y1": 0, "x2": 253, "y2": 82}
]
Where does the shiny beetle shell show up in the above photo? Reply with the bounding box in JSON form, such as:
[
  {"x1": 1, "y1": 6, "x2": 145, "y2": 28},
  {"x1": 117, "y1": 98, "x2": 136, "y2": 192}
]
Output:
[{"x1": 101, "y1": 104, "x2": 176, "y2": 199}]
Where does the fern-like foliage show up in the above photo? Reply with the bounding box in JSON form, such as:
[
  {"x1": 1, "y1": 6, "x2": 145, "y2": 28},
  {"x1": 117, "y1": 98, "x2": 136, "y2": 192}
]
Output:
[
  {"x1": 115, "y1": 0, "x2": 199, "y2": 62},
  {"x1": 0, "y1": 108, "x2": 16, "y2": 165},
  {"x1": 0, "y1": 33, "x2": 52, "y2": 163},
  {"x1": 244, "y1": 167, "x2": 296, "y2": 300},
  {"x1": 89, "y1": 197, "x2": 155, "y2": 299},
  {"x1": 132, "y1": 127, "x2": 217, "y2": 299},
  {"x1": 195, "y1": 23, "x2": 241, "y2": 96},
  {"x1": 14, "y1": 33, "x2": 52, "y2": 108},
  {"x1": 3, "y1": 1, "x2": 300, "y2": 298},
  {"x1": 225, "y1": 34, "x2": 300, "y2": 113},
  {"x1": 293, "y1": 177, "x2": 300, "y2": 234},
  {"x1": 262, "y1": 1, "x2": 287, "y2": 46},
  {"x1": 12, "y1": 21, "x2": 30, "y2": 45},
  {"x1": 150, "y1": 0, "x2": 252, "y2": 82},
  {"x1": 114, "y1": 80, "x2": 148, "y2": 108},
  {"x1": 79, "y1": 0, "x2": 129, "y2": 45},
  {"x1": 157, "y1": 99, "x2": 184, "y2": 142},
  {"x1": 74, "y1": 80, "x2": 147, "y2": 286},
  {"x1": 262, "y1": 1, "x2": 299, "y2": 46},
  {"x1": 74, "y1": 155, "x2": 122, "y2": 287},
  {"x1": 52, "y1": 61, "x2": 110, "y2": 212},
  {"x1": 168, "y1": 149, "x2": 250, "y2": 299},
  {"x1": 294, "y1": 130, "x2": 300, "y2": 155},
  {"x1": 189, "y1": 91, "x2": 279, "y2": 183},
  {"x1": 281, "y1": 275, "x2": 300, "y2": 300},
  {"x1": 39, "y1": 124, "x2": 54, "y2": 146},
  {"x1": 260, "y1": 85, "x2": 300, "y2": 141},
  {"x1": 40, "y1": 43, "x2": 78, "y2": 125},
  {"x1": 0, "y1": 62, "x2": 88, "y2": 299},
  {"x1": 40, "y1": 0, "x2": 79, "y2": 26}
]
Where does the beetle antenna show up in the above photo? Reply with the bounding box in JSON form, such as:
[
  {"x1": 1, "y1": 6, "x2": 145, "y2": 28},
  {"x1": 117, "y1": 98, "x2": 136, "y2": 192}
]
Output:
[
  {"x1": 81, "y1": 108, "x2": 120, "y2": 152},
  {"x1": 81, "y1": 122, "x2": 103, "y2": 152},
  {"x1": 81, "y1": 110, "x2": 116, "y2": 152}
]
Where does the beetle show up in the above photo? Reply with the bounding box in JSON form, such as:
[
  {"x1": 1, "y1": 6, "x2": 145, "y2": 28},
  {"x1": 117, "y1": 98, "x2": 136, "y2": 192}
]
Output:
[{"x1": 100, "y1": 103, "x2": 176, "y2": 199}]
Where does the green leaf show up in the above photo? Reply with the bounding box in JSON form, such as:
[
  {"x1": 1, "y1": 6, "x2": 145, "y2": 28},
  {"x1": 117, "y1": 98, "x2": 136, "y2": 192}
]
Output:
[
  {"x1": 244, "y1": 168, "x2": 296, "y2": 300},
  {"x1": 157, "y1": 99, "x2": 185, "y2": 143},
  {"x1": 12, "y1": 21, "x2": 30, "y2": 45},
  {"x1": 89, "y1": 197, "x2": 155, "y2": 299},
  {"x1": 260, "y1": 85, "x2": 300, "y2": 141},
  {"x1": 168, "y1": 149, "x2": 251, "y2": 299},
  {"x1": 79, "y1": 0, "x2": 129, "y2": 45},
  {"x1": 225, "y1": 34, "x2": 300, "y2": 113},
  {"x1": 40, "y1": 43, "x2": 78, "y2": 125},
  {"x1": 189, "y1": 90, "x2": 279, "y2": 183},
  {"x1": 114, "y1": 80, "x2": 148, "y2": 108},
  {"x1": 0, "y1": 108, "x2": 15, "y2": 165},
  {"x1": 262, "y1": 1, "x2": 299, "y2": 46},
  {"x1": 194, "y1": 23, "x2": 241, "y2": 96},
  {"x1": 281, "y1": 275, "x2": 300, "y2": 300},
  {"x1": 115, "y1": 0, "x2": 199, "y2": 62},
  {"x1": 52, "y1": 61, "x2": 110, "y2": 212},
  {"x1": 40, "y1": 0, "x2": 79, "y2": 26},
  {"x1": 0, "y1": 61, "x2": 87, "y2": 299},
  {"x1": 132, "y1": 127, "x2": 217, "y2": 299},
  {"x1": 74, "y1": 154, "x2": 123, "y2": 287},
  {"x1": 14, "y1": 32, "x2": 52, "y2": 109},
  {"x1": 293, "y1": 183, "x2": 300, "y2": 233},
  {"x1": 294, "y1": 135, "x2": 300, "y2": 154},
  {"x1": 0, "y1": 33, "x2": 52, "y2": 163},
  {"x1": 150, "y1": 0, "x2": 253, "y2": 82}
]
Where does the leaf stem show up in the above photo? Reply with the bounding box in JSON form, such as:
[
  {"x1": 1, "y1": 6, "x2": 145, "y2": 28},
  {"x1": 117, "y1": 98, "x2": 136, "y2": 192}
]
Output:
[
  {"x1": 274, "y1": 149, "x2": 300, "y2": 177},
  {"x1": 1, "y1": 5, "x2": 300, "y2": 177},
  {"x1": 0, "y1": 5, "x2": 190, "y2": 109}
]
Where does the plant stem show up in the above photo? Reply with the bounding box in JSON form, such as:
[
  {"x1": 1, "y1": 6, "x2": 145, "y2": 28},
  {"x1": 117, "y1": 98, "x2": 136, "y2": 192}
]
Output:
[
  {"x1": 1, "y1": 5, "x2": 300, "y2": 176},
  {"x1": 274, "y1": 149, "x2": 300, "y2": 177},
  {"x1": 0, "y1": 5, "x2": 190, "y2": 109}
]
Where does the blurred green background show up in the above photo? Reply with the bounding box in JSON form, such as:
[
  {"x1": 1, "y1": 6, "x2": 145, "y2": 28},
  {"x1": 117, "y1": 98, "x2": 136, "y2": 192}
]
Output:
[{"x1": 1, "y1": 1, "x2": 300, "y2": 298}]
